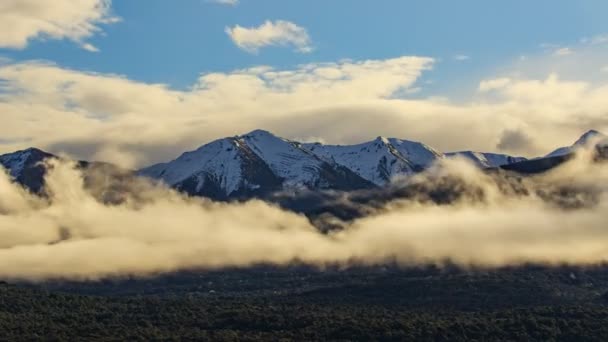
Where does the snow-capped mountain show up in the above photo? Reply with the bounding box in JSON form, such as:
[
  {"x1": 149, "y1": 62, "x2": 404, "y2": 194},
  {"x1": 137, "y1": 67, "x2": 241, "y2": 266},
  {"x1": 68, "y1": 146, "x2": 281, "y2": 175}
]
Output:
[
  {"x1": 0, "y1": 148, "x2": 128, "y2": 196},
  {"x1": 0, "y1": 148, "x2": 55, "y2": 192},
  {"x1": 240, "y1": 130, "x2": 369, "y2": 189},
  {"x1": 445, "y1": 151, "x2": 527, "y2": 168},
  {"x1": 139, "y1": 135, "x2": 280, "y2": 198},
  {"x1": 139, "y1": 130, "x2": 374, "y2": 198},
  {"x1": 546, "y1": 130, "x2": 607, "y2": 158},
  {"x1": 304, "y1": 137, "x2": 442, "y2": 186},
  {"x1": 5, "y1": 129, "x2": 601, "y2": 200},
  {"x1": 138, "y1": 129, "x2": 535, "y2": 198}
]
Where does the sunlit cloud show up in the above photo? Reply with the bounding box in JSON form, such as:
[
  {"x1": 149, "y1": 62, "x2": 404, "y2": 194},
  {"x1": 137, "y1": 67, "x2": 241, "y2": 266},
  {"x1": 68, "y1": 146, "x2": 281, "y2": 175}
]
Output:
[
  {"x1": 1, "y1": 53, "x2": 607, "y2": 167},
  {"x1": 0, "y1": 0, "x2": 119, "y2": 51},
  {"x1": 478, "y1": 78, "x2": 511, "y2": 92},
  {"x1": 225, "y1": 20, "x2": 313, "y2": 53},
  {"x1": 1, "y1": 154, "x2": 608, "y2": 281}
]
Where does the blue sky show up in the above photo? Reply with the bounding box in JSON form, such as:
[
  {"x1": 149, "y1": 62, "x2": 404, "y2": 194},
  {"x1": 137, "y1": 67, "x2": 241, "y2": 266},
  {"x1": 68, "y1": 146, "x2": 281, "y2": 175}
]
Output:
[
  {"x1": 1, "y1": 1, "x2": 608, "y2": 166},
  {"x1": 3, "y1": 0, "x2": 608, "y2": 93}
]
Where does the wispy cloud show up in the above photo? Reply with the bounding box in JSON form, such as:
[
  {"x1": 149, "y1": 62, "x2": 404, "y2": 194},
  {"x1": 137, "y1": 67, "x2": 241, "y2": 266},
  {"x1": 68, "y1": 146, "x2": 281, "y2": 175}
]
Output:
[
  {"x1": 553, "y1": 47, "x2": 574, "y2": 56},
  {"x1": 0, "y1": 0, "x2": 119, "y2": 52},
  {"x1": 580, "y1": 34, "x2": 608, "y2": 45},
  {"x1": 80, "y1": 43, "x2": 100, "y2": 53},
  {"x1": 209, "y1": 0, "x2": 239, "y2": 5},
  {"x1": 225, "y1": 20, "x2": 313, "y2": 54},
  {"x1": 453, "y1": 54, "x2": 470, "y2": 61}
]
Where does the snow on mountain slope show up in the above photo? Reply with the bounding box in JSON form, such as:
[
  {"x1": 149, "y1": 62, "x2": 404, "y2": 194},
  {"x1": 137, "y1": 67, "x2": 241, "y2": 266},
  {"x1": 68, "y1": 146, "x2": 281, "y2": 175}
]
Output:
[
  {"x1": 0, "y1": 148, "x2": 52, "y2": 179},
  {"x1": 139, "y1": 130, "x2": 373, "y2": 198},
  {"x1": 546, "y1": 130, "x2": 607, "y2": 158},
  {"x1": 140, "y1": 138, "x2": 244, "y2": 193},
  {"x1": 387, "y1": 138, "x2": 443, "y2": 169},
  {"x1": 241, "y1": 130, "x2": 332, "y2": 188},
  {"x1": 304, "y1": 137, "x2": 417, "y2": 186},
  {"x1": 3, "y1": 129, "x2": 606, "y2": 199},
  {"x1": 0, "y1": 148, "x2": 55, "y2": 192},
  {"x1": 445, "y1": 151, "x2": 527, "y2": 168},
  {"x1": 232, "y1": 130, "x2": 373, "y2": 191},
  {"x1": 139, "y1": 136, "x2": 283, "y2": 198},
  {"x1": 303, "y1": 136, "x2": 443, "y2": 185}
]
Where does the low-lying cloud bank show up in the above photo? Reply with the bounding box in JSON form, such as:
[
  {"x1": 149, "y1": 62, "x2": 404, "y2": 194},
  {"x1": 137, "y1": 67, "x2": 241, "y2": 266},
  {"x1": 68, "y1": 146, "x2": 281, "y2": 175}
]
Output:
[{"x1": 0, "y1": 152, "x2": 607, "y2": 281}]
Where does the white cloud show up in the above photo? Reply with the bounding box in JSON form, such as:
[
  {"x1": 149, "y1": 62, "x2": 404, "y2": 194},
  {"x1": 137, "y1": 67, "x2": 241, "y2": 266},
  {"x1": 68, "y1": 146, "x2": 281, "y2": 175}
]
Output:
[
  {"x1": 1, "y1": 54, "x2": 608, "y2": 167},
  {"x1": 0, "y1": 56, "x2": 432, "y2": 166},
  {"x1": 0, "y1": 0, "x2": 119, "y2": 51},
  {"x1": 209, "y1": 0, "x2": 239, "y2": 5},
  {"x1": 80, "y1": 43, "x2": 100, "y2": 53},
  {"x1": 2, "y1": 155, "x2": 608, "y2": 280},
  {"x1": 478, "y1": 78, "x2": 511, "y2": 92},
  {"x1": 602, "y1": 65, "x2": 608, "y2": 73},
  {"x1": 225, "y1": 20, "x2": 313, "y2": 53}
]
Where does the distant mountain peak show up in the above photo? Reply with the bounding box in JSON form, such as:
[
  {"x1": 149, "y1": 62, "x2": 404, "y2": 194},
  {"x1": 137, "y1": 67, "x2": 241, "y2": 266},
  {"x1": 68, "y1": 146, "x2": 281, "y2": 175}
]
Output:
[
  {"x1": 547, "y1": 129, "x2": 607, "y2": 157},
  {"x1": 4, "y1": 147, "x2": 47, "y2": 156},
  {"x1": 242, "y1": 129, "x2": 278, "y2": 139},
  {"x1": 5, "y1": 128, "x2": 584, "y2": 200},
  {"x1": 374, "y1": 136, "x2": 390, "y2": 145},
  {"x1": 139, "y1": 130, "x2": 375, "y2": 198},
  {"x1": 446, "y1": 151, "x2": 527, "y2": 168},
  {"x1": 574, "y1": 129, "x2": 605, "y2": 146}
]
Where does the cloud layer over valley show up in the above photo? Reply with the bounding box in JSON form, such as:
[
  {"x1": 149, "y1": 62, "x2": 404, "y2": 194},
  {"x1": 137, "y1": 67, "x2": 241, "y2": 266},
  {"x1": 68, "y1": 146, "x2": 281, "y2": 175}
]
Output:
[{"x1": 0, "y1": 151, "x2": 607, "y2": 281}]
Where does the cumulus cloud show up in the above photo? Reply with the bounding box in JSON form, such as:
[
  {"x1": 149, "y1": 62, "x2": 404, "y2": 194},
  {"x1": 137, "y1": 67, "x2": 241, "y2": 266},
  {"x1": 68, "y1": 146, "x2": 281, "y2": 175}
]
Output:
[
  {"x1": 0, "y1": 0, "x2": 119, "y2": 51},
  {"x1": 0, "y1": 56, "x2": 433, "y2": 167},
  {"x1": 0, "y1": 54, "x2": 608, "y2": 167},
  {"x1": 478, "y1": 78, "x2": 511, "y2": 92},
  {"x1": 0, "y1": 152, "x2": 607, "y2": 281},
  {"x1": 226, "y1": 20, "x2": 313, "y2": 53}
]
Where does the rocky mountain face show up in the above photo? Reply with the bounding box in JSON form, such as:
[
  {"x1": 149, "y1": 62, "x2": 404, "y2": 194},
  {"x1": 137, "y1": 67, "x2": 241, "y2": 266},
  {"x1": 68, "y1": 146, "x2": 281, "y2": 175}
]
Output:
[
  {"x1": 0, "y1": 148, "x2": 55, "y2": 193},
  {"x1": 139, "y1": 130, "x2": 375, "y2": 199},
  {"x1": 303, "y1": 137, "x2": 443, "y2": 186},
  {"x1": 138, "y1": 130, "x2": 450, "y2": 197},
  {"x1": 0, "y1": 148, "x2": 129, "y2": 199}
]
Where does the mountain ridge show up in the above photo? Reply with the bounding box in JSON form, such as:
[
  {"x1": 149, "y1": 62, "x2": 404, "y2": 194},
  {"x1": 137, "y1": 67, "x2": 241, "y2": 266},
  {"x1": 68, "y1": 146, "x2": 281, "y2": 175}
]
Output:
[{"x1": 2, "y1": 129, "x2": 606, "y2": 199}]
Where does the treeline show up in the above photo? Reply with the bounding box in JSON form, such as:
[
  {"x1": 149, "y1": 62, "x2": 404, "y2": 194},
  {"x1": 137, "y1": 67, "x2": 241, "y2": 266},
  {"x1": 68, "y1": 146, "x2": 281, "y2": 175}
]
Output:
[{"x1": 2, "y1": 282, "x2": 608, "y2": 341}]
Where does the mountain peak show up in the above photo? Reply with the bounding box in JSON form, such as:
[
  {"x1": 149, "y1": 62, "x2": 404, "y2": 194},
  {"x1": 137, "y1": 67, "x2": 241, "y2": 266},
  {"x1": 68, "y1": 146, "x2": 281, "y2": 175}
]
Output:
[
  {"x1": 3, "y1": 147, "x2": 45, "y2": 156},
  {"x1": 0, "y1": 147, "x2": 55, "y2": 188},
  {"x1": 574, "y1": 129, "x2": 606, "y2": 146},
  {"x1": 374, "y1": 136, "x2": 390, "y2": 145},
  {"x1": 546, "y1": 129, "x2": 607, "y2": 157},
  {"x1": 242, "y1": 129, "x2": 277, "y2": 139}
]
